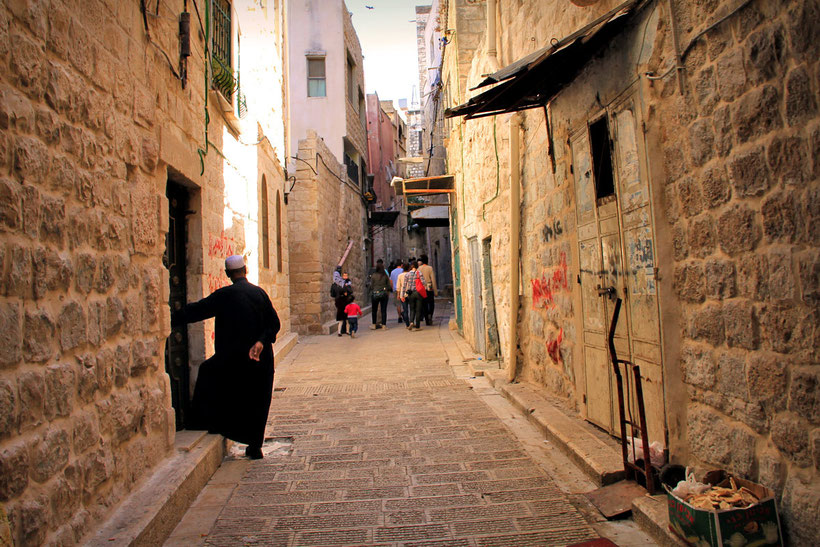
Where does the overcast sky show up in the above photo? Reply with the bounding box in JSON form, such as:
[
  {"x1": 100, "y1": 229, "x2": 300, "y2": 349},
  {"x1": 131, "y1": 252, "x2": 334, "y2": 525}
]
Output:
[{"x1": 345, "y1": 0, "x2": 422, "y2": 106}]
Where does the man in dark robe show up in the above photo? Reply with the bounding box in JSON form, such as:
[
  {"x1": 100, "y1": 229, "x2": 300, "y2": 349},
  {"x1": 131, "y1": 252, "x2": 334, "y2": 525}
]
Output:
[{"x1": 172, "y1": 255, "x2": 280, "y2": 459}]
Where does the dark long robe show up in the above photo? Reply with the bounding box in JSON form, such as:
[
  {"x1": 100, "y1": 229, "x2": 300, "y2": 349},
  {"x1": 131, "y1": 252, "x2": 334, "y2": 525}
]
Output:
[{"x1": 173, "y1": 277, "x2": 280, "y2": 447}]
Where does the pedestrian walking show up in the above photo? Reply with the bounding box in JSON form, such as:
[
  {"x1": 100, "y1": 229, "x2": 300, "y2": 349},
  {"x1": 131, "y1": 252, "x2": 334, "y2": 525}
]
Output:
[
  {"x1": 332, "y1": 267, "x2": 353, "y2": 336},
  {"x1": 418, "y1": 254, "x2": 437, "y2": 325},
  {"x1": 395, "y1": 262, "x2": 411, "y2": 327},
  {"x1": 401, "y1": 261, "x2": 426, "y2": 331},
  {"x1": 344, "y1": 296, "x2": 362, "y2": 338},
  {"x1": 369, "y1": 259, "x2": 391, "y2": 329},
  {"x1": 172, "y1": 255, "x2": 280, "y2": 459},
  {"x1": 389, "y1": 261, "x2": 405, "y2": 324}
]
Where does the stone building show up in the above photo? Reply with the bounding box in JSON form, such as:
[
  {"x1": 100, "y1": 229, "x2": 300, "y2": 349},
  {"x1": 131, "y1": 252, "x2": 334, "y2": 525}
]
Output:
[
  {"x1": 0, "y1": 0, "x2": 290, "y2": 544},
  {"x1": 442, "y1": 0, "x2": 819, "y2": 541},
  {"x1": 365, "y1": 93, "x2": 403, "y2": 266},
  {"x1": 286, "y1": 0, "x2": 369, "y2": 334},
  {"x1": 403, "y1": 1, "x2": 453, "y2": 293}
]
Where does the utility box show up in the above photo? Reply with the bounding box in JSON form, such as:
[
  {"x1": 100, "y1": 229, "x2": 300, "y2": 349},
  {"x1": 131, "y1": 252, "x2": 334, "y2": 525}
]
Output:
[{"x1": 665, "y1": 472, "x2": 783, "y2": 547}]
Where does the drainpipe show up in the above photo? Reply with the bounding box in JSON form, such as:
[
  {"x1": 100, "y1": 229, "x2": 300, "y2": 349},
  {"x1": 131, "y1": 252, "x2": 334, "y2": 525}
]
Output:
[
  {"x1": 506, "y1": 113, "x2": 521, "y2": 383},
  {"x1": 487, "y1": 0, "x2": 499, "y2": 71}
]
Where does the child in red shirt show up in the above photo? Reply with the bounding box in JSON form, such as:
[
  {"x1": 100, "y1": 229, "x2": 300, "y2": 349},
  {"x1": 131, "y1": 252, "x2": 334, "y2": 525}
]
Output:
[{"x1": 344, "y1": 296, "x2": 362, "y2": 338}]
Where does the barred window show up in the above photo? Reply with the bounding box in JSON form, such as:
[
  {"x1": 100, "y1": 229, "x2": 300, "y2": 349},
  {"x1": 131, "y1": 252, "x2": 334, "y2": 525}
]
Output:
[
  {"x1": 211, "y1": 0, "x2": 234, "y2": 100},
  {"x1": 307, "y1": 57, "x2": 326, "y2": 97}
]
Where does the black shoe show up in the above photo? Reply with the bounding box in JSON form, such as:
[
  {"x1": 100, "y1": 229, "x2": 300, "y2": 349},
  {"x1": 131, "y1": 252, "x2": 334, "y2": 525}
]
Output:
[{"x1": 245, "y1": 446, "x2": 263, "y2": 460}]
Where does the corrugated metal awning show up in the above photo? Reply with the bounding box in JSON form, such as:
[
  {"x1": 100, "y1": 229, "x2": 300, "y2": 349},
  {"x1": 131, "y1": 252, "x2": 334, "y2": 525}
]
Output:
[{"x1": 445, "y1": 0, "x2": 639, "y2": 120}]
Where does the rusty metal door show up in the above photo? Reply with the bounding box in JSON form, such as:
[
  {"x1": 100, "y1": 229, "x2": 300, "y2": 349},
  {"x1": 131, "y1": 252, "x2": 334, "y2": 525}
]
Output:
[{"x1": 572, "y1": 93, "x2": 665, "y2": 444}]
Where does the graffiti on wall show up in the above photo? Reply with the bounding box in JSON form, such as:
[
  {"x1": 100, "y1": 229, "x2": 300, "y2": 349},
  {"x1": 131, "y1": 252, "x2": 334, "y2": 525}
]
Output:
[
  {"x1": 542, "y1": 219, "x2": 563, "y2": 242},
  {"x1": 207, "y1": 273, "x2": 230, "y2": 294},
  {"x1": 546, "y1": 328, "x2": 563, "y2": 363},
  {"x1": 208, "y1": 231, "x2": 239, "y2": 258},
  {"x1": 531, "y1": 252, "x2": 569, "y2": 309}
]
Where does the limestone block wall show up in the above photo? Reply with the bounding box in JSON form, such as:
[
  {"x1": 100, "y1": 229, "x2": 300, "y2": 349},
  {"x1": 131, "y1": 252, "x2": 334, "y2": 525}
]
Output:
[
  {"x1": 0, "y1": 0, "x2": 289, "y2": 544},
  {"x1": 444, "y1": 0, "x2": 819, "y2": 541},
  {"x1": 646, "y1": 1, "x2": 819, "y2": 541},
  {"x1": 288, "y1": 132, "x2": 367, "y2": 334}
]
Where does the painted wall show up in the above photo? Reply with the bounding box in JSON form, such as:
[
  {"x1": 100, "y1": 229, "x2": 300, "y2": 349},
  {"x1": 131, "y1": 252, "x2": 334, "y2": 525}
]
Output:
[{"x1": 287, "y1": 0, "x2": 346, "y2": 161}]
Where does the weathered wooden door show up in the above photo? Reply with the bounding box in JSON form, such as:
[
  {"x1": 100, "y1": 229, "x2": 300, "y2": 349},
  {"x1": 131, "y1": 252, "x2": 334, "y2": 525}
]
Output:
[{"x1": 572, "y1": 94, "x2": 665, "y2": 445}]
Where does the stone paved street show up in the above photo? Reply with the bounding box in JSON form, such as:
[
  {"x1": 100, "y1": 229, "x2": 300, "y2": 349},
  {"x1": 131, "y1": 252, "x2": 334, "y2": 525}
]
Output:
[{"x1": 166, "y1": 304, "x2": 655, "y2": 546}]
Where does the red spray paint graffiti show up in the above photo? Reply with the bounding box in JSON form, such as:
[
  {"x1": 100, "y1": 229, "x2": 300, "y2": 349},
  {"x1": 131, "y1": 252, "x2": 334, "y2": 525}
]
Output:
[
  {"x1": 207, "y1": 273, "x2": 230, "y2": 294},
  {"x1": 208, "y1": 231, "x2": 238, "y2": 258},
  {"x1": 531, "y1": 252, "x2": 569, "y2": 309},
  {"x1": 547, "y1": 328, "x2": 563, "y2": 363}
]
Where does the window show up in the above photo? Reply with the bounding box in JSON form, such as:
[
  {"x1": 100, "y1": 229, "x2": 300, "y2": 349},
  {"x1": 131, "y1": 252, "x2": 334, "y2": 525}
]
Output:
[
  {"x1": 589, "y1": 116, "x2": 615, "y2": 201},
  {"x1": 260, "y1": 176, "x2": 270, "y2": 269},
  {"x1": 307, "y1": 57, "x2": 326, "y2": 97},
  {"x1": 358, "y1": 89, "x2": 366, "y2": 127},
  {"x1": 347, "y1": 54, "x2": 355, "y2": 103},
  {"x1": 276, "y1": 191, "x2": 283, "y2": 272},
  {"x1": 211, "y1": 0, "x2": 234, "y2": 101}
]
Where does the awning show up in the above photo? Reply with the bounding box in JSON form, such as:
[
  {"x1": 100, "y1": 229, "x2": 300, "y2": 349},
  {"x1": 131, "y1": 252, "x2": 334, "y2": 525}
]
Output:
[
  {"x1": 367, "y1": 211, "x2": 400, "y2": 226},
  {"x1": 411, "y1": 205, "x2": 450, "y2": 228},
  {"x1": 445, "y1": 0, "x2": 639, "y2": 120},
  {"x1": 392, "y1": 175, "x2": 455, "y2": 197}
]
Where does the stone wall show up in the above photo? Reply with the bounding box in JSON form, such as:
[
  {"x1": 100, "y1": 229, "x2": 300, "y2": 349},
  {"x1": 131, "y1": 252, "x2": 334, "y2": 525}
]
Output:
[
  {"x1": 0, "y1": 0, "x2": 288, "y2": 544},
  {"x1": 443, "y1": 0, "x2": 819, "y2": 540},
  {"x1": 288, "y1": 132, "x2": 367, "y2": 334},
  {"x1": 650, "y1": 1, "x2": 819, "y2": 541}
]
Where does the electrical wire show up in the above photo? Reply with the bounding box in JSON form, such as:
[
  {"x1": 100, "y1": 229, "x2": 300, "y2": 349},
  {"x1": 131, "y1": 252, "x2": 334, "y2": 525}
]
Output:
[{"x1": 139, "y1": 0, "x2": 181, "y2": 80}]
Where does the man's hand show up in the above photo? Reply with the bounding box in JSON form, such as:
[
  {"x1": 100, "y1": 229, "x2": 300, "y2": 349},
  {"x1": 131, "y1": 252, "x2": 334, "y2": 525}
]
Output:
[{"x1": 249, "y1": 341, "x2": 264, "y2": 361}]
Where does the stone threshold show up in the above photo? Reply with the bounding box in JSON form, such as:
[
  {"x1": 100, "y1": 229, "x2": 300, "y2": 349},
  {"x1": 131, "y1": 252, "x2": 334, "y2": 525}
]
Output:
[{"x1": 86, "y1": 431, "x2": 225, "y2": 546}]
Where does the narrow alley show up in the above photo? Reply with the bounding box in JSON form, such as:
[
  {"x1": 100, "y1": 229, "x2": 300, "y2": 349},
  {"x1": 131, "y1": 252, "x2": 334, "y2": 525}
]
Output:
[{"x1": 165, "y1": 304, "x2": 655, "y2": 546}]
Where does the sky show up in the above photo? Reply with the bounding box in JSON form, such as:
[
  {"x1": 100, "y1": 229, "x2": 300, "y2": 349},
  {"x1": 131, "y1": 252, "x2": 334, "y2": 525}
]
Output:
[{"x1": 345, "y1": 0, "x2": 422, "y2": 107}]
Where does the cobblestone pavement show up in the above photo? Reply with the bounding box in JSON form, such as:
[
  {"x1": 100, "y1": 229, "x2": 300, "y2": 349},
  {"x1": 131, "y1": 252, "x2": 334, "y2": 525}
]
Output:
[{"x1": 167, "y1": 304, "x2": 654, "y2": 546}]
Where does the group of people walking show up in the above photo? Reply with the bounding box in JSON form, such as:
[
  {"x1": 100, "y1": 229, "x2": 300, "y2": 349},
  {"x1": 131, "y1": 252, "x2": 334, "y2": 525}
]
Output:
[{"x1": 333, "y1": 255, "x2": 437, "y2": 337}]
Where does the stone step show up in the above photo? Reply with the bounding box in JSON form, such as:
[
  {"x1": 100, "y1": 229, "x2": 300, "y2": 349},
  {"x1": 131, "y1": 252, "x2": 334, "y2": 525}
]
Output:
[
  {"x1": 483, "y1": 369, "x2": 625, "y2": 487},
  {"x1": 85, "y1": 434, "x2": 224, "y2": 546}
]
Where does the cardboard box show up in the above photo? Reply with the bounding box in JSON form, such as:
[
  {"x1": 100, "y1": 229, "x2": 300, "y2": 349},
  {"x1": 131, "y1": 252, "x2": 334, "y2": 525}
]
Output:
[{"x1": 665, "y1": 472, "x2": 783, "y2": 547}]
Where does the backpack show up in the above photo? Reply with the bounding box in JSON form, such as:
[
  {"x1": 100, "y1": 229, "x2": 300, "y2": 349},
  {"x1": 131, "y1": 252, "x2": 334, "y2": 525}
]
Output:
[{"x1": 330, "y1": 283, "x2": 340, "y2": 298}]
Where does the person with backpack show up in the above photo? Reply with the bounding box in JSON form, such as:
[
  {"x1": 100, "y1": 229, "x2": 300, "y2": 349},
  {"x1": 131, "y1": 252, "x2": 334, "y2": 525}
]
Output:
[
  {"x1": 401, "y1": 261, "x2": 426, "y2": 331},
  {"x1": 369, "y1": 259, "x2": 391, "y2": 330}
]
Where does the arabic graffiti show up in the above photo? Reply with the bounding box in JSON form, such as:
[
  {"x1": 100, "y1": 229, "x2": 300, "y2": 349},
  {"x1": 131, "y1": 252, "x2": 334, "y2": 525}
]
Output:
[
  {"x1": 208, "y1": 231, "x2": 238, "y2": 258},
  {"x1": 207, "y1": 273, "x2": 230, "y2": 293},
  {"x1": 531, "y1": 252, "x2": 569, "y2": 309},
  {"x1": 542, "y1": 219, "x2": 563, "y2": 242}
]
